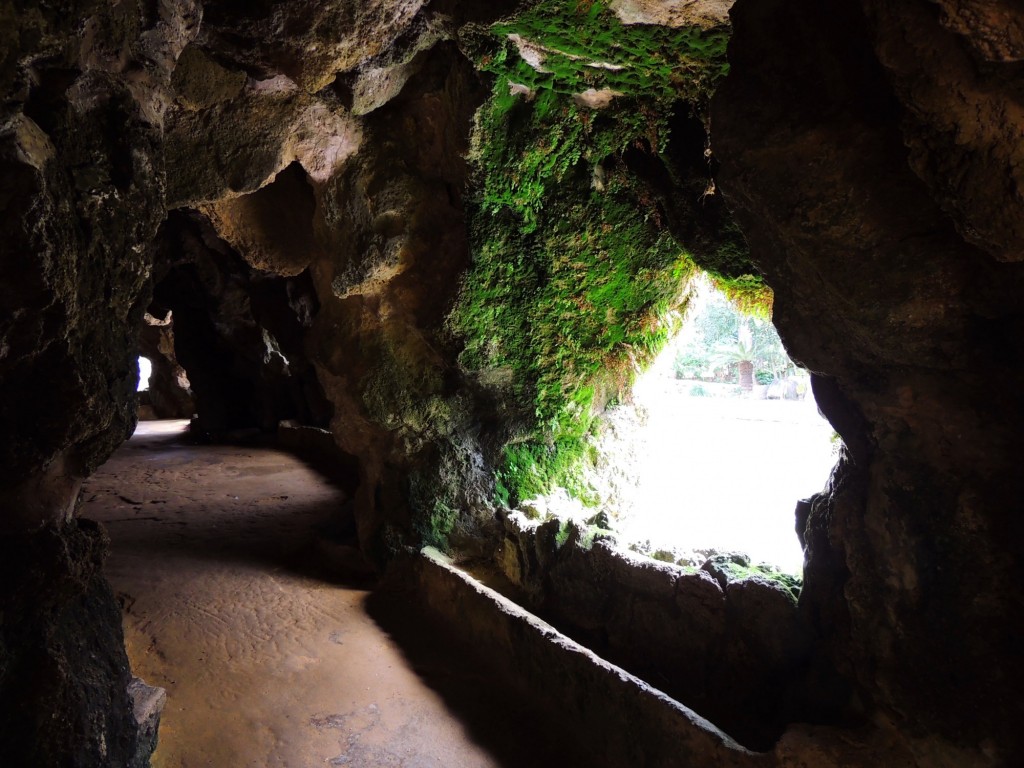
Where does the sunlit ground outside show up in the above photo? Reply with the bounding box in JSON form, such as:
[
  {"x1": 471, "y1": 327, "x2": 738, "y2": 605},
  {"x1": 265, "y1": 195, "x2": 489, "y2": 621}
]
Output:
[
  {"x1": 611, "y1": 377, "x2": 836, "y2": 574},
  {"x1": 599, "y1": 278, "x2": 838, "y2": 575}
]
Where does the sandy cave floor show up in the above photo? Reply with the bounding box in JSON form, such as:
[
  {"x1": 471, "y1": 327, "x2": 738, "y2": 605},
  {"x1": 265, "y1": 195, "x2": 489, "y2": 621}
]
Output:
[{"x1": 82, "y1": 421, "x2": 592, "y2": 768}]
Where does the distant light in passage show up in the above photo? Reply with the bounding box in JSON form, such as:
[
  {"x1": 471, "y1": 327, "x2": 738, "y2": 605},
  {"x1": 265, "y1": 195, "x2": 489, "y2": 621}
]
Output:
[{"x1": 138, "y1": 356, "x2": 152, "y2": 392}]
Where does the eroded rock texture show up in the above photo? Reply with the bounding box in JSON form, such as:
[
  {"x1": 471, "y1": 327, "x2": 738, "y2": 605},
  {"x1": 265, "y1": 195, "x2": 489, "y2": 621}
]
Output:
[
  {"x1": 1, "y1": 1, "x2": 508, "y2": 761},
  {"x1": 1, "y1": 2, "x2": 191, "y2": 763},
  {"x1": 304, "y1": 42, "x2": 487, "y2": 558},
  {"x1": 0, "y1": 521, "x2": 148, "y2": 767},
  {"x1": 156, "y1": 4, "x2": 503, "y2": 560},
  {"x1": 0, "y1": 0, "x2": 195, "y2": 526},
  {"x1": 149, "y1": 210, "x2": 332, "y2": 435},
  {"x1": 714, "y1": 0, "x2": 1024, "y2": 763},
  {"x1": 3, "y1": 0, "x2": 1023, "y2": 764},
  {"x1": 495, "y1": 514, "x2": 826, "y2": 751}
]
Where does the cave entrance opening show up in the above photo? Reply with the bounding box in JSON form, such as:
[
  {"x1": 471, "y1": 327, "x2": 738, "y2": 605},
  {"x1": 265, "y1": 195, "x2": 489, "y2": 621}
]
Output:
[
  {"x1": 594, "y1": 274, "x2": 837, "y2": 574},
  {"x1": 136, "y1": 355, "x2": 152, "y2": 391}
]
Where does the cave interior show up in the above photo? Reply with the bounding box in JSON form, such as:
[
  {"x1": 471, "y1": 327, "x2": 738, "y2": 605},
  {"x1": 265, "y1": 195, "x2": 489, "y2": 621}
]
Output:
[{"x1": 1, "y1": 0, "x2": 1023, "y2": 766}]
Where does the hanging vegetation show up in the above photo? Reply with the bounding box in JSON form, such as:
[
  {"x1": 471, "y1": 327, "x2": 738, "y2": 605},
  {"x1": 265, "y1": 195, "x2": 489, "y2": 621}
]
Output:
[{"x1": 449, "y1": 1, "x2": 761, "y2": 507}]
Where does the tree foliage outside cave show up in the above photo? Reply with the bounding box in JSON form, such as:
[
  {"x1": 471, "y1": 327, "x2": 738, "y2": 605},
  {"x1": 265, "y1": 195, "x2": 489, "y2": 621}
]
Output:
[{"x1": 672, "y1": 280, "x2": 796, "y2": 386}]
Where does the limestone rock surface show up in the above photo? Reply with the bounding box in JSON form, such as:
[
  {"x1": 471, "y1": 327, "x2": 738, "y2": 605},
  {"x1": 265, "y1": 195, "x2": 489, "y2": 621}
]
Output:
[
  {"x1": 496, "y1": 517, "x2": 823, "y2": 750},
  {"x1": 714, "y1": 0, "x2": 1024, "y2": 762},
  {"x1": 0, "y1": 520, "x2": 145, "y2": 767},
  {"x1": 2, "y1": 0, "x2": 1023, "y2": 764},
  {"x1": 0, "y1": 0, "x2": 195, "y2": 525}
]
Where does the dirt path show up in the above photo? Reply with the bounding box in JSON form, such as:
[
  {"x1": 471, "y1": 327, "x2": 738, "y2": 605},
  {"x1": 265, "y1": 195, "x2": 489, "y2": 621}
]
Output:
[{"x1": 83, "y1": 421, "x2": 585, "y2": 768}]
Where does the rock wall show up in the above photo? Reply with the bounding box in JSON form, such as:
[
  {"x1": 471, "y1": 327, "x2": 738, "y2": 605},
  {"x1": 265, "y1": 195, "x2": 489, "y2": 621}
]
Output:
[
  {"x1": 0, "y1": 2, "x2": 512, "y2": 760},
  {"x1": 0, "y1": 0, "x2": 197, "y2": 526},
  {"x1": 393, "y1": 546, "x2": 768, "y2": 768},
  {"x1": 156, "y1": 5, "x2": 504, "y2": 561},
  {"x1": 304, "y1": 42, "x2": 488, "y2": 559},
  {"x1": 713, "y1": 0, "x2": 1024, "y2": 763},
  {"x1": 2, "y1": 0, "x2": 1023, "y2": 764},
  {"x1": 493, "y1": 513, "x2": 836, "y2": 751},
  {"x1": 0, "y1": 520, "x2": 157, "y2": 768},
  {"x1": 149, "y1": 210, "x2": 333, "y2": 435},
  {"x1": 1, "y1": 2, "x2": 192, "y2": 763}
]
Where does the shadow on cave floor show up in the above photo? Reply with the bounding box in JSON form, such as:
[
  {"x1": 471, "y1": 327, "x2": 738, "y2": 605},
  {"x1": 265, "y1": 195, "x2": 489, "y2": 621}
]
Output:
[{"x1": 83, "y1": 420, "x2": 597, "y2": 768}]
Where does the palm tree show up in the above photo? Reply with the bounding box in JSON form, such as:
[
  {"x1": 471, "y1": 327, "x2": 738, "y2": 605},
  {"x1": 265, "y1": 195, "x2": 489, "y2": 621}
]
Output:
[{"x1": 713, "y1": 339, "x2": 756, "y2": 391}]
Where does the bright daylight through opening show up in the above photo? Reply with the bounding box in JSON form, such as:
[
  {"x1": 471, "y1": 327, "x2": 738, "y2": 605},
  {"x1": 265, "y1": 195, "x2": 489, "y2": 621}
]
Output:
[
  {"x1": 137, "y1": 355, "x2": 152, "y2": 392},
  {"x1": 596, "y1": 275, "x2": 838, "y2": 574}
]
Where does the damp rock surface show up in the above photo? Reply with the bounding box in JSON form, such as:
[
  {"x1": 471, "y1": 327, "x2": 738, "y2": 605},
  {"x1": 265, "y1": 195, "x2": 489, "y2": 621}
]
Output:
[
  {"x1": 491, "y1": 517, "x2": 822, "y2": 751},
  {"x1": 0, "y1": 520, "x2": 143, "y2": 767},
  {"x1": 1, "y1": 1, "x2": 1023, "y2": 765},
  {"x1": 714, "y1": 0, "x2": 1024, "y2": 762}
]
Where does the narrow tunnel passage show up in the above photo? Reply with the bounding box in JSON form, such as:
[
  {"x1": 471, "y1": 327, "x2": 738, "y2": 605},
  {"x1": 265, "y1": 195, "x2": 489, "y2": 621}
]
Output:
[
  {"x1": 1, "y1": 0, "x2": 1021, "y2": 762},
  {"x1": 81, "y1": 421, "x2": 598, "y2": 767}
]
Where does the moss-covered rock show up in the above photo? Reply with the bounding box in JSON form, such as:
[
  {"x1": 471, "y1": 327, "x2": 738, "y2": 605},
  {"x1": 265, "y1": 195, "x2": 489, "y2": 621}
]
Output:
[{"x1": 449, "y1": 1, "x2": 758, "y2": 508}]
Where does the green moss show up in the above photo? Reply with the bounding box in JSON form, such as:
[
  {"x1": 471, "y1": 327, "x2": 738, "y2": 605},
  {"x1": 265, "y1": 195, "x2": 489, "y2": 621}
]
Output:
[
  {"x1": 450, "y1": 1, "x2": 744, "y2": 507},
  {"x1": 408, "y1": 458, "x2": 460, "y2": 552},
  {"x1": 713, "y1": 274, "x2": 774, "y2": 320},
  {"x1": 418, "y1": 497, "x2": 458, "y2": 550},
  {"x1": 464, "y1": 1, "x2": 731, "y2": 233},
  {"x1": 476, "y1": 1, "x2": 729, "y2": 111},
  {"x1": 407, "y1": 434, "x2": 489, "y2": 554},
  {"x1": 361, "y1": 330, "x2": 455, "y2": 454},
  {"x1": 551, "y1": 518, "x2": 612, "y2": 551},
  {"x1": 579, "y1": 524, "x2": 614, "y2": 550},
  {"x1": 554, "y1": 518, "x2": 573, "y2": 548},
  {"x1": 358, "y1": 333, "x2": 471, "y2": 552},
  {"x1": 715, "y1": 560, "x2": 803, "y2": 600},
  {"x1": 457, "y1": 154, "x2": 697, "y2": 506}
]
